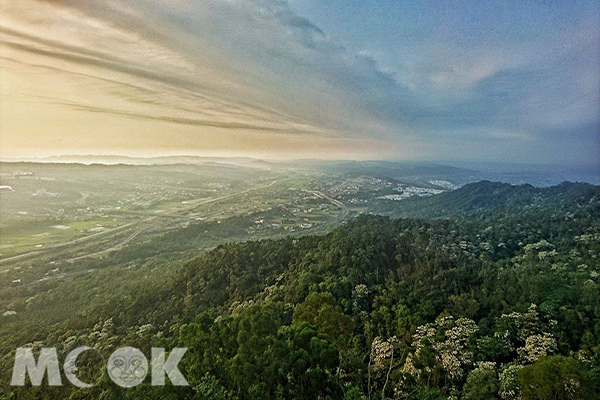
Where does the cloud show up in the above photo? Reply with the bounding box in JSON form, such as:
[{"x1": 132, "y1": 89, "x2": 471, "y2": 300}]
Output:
[{"x1": 0, "y1": 0, "x2": 598, "y2": 164}]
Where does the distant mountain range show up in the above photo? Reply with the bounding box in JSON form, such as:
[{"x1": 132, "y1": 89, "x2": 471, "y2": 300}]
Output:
[{"x1": 1, "y1": 156, "x2": 598, "y2": 185}]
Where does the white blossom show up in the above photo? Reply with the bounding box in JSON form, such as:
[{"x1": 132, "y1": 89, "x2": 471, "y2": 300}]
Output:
[
  {"x1": 403, "y1": 316, "x2": 478, "y2": 383},
  {"x1": 518, "y1": 333, "x2": 556, "y2": 363},
  {"x1": 499, "y1": 364, "x2": 524, "y2": 400}
]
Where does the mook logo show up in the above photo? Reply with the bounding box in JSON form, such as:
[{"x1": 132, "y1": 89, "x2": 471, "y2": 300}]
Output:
[{"x1": 11, "y1": 346, "x2": 188, "y2": 388}]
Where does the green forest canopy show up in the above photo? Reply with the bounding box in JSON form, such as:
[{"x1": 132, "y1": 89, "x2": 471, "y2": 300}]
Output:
[{"x1": 1, "y1": 181, "x2": 599, "y2": 399}]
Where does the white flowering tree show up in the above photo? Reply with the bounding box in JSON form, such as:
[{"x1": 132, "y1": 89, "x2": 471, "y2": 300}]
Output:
[{"x1": 400, "y1": 315, "x2": 479, "y2": 395}]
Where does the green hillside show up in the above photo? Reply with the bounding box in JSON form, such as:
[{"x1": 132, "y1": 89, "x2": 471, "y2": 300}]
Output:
[
  {"x1": 1, "y1": 181, "x2": 599, "y2": 399},
  {"x1": 374, "y1": 180, "x2": 598, "y2": 219}
]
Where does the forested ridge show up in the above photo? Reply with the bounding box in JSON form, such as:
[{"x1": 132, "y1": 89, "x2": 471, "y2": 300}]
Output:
[
  {"x1": 2, "y1": 181, "x2": 599, "y2": 399},
  {"x1": 374, "y1": 180, "x2": 598, "y2": 218}
]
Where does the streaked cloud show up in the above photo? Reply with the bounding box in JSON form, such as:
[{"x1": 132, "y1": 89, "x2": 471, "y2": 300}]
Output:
[{"x1": 0, "y1": 0, "x2": 598, "y2": 163}]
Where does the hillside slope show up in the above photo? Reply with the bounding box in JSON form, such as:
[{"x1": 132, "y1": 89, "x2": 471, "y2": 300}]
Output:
[
  {"x1": 1, "y1": 181, "x2": 599, "y2": 399},
  {"x1": 373, "y1": 180, "x2": 598, "y2": 219}
]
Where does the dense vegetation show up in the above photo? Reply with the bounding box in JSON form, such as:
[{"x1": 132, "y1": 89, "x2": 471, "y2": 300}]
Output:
[
  {"x1": 1, "y1": 181, "x2": 599, "y2": 399},
  {"x1": 372, "y1": 180, "x2": 597, "y2": 218}
]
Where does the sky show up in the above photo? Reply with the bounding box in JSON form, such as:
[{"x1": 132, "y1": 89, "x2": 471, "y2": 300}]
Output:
[{"x1": 0, "y1": 0, "x2": 598, "y2": 165}]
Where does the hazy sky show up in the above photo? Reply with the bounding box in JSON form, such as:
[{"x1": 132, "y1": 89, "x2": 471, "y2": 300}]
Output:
[{"x1": 0, "y1": 0, "x2": 598, "y2": 164}]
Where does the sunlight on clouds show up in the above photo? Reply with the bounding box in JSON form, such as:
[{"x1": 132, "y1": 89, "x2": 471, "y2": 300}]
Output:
[
  {"x1": 0, "y1": 0, "x2": 598, "y2": 163},
  {"x1": 0, "y1": 0, "x2": 350, "y2": 158}
]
